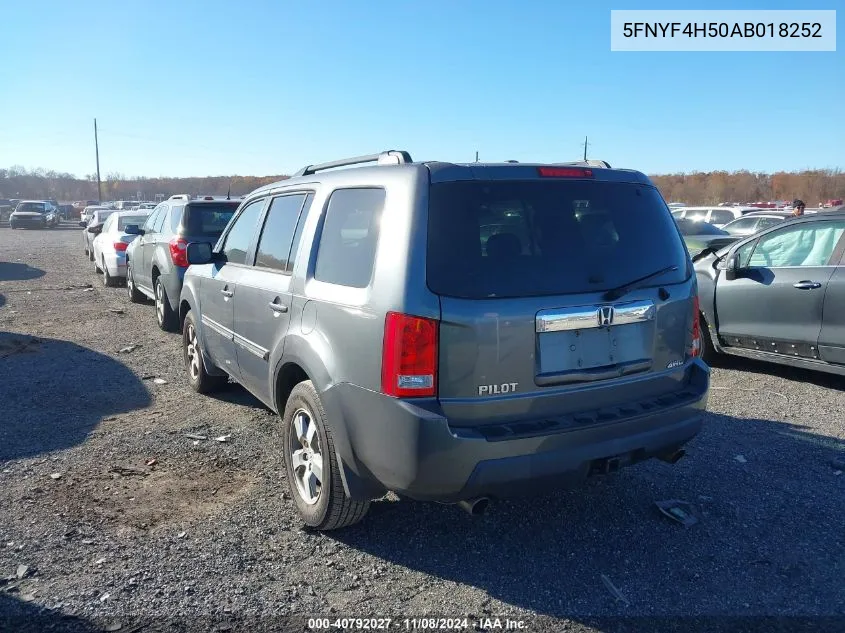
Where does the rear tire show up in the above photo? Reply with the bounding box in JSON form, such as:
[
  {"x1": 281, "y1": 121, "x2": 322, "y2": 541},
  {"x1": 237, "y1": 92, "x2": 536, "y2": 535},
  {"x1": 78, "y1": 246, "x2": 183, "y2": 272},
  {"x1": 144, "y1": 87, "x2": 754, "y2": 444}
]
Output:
[
  {"x1": 102, "y1": 260, "x2": 117, "y2": 287},
  {"x1": 154, "y1": 277, "x2": 178, "y2": 332},
  {"x1": 183, "y1": 310, "x2": 228, "y2": 394},
  {"x1": 282, "y1": 380, "x2": 370, "y2": 530},
  {"x1": 88, "y1": 248, "x2": 95, "y2": 262},
  {"x1": 126, "y1": 261, "x2": 144, "y2": 303}
]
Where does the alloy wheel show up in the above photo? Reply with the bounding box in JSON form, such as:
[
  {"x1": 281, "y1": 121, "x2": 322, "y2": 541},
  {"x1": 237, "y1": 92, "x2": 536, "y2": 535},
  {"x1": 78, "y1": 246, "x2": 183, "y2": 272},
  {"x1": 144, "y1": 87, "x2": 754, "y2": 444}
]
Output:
[
  {"x1": 289, "y1": 408, "x2": 323, "y2": 505},
  {"x1": 185, "y1": 322, "x2": 201, "y2": 381}
]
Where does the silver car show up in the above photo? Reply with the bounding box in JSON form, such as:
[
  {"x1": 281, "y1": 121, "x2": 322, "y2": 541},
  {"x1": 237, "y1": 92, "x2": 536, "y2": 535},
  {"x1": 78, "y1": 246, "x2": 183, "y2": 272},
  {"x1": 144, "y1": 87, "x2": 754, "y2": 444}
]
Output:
[
  {"x1": 721, "y1": 211, "x2": 792, "y2": 237},
  {"x1": 91, "y1": 210, "x2": 152, "y2": 286}
]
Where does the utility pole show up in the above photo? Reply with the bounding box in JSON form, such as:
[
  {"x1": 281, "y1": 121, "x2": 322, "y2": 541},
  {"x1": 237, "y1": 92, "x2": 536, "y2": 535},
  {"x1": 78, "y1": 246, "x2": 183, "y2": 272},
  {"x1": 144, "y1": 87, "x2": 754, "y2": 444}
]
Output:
[
  {"x1": 94, "y1": 118, "x2": 102, "y2": 202},
  {"x1": 583, "y1": 136, "x2": 589, "y2": 161}
]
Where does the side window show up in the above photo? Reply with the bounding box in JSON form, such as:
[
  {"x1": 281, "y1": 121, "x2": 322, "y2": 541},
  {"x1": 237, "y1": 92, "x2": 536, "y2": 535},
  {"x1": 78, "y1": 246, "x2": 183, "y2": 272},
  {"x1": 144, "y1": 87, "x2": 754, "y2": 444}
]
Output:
[
  {"x1": 755, "y1": 217, "x2": 783, "y2": 231},
  {"x1": 153, "y1": 205, "x2": 168, "y2": 233},
  {"x1": 287, "y1": 194, "x2": 314, "y2": 273},
  {"x1": 143, "y1": 206, "x2": 162, "y2": 231},
  {"x1": 102, "y1": 215, "x2": 115, "y2": 232},
  {"x1": 169, "y1": 205, "x2": 185, "y2": 232},
  {"x1": 734, "y1": 240, "x2": 756, "y2": 268},
  {"x1": 314, "y1": 188, "x2": 385, "y2": 288},
  {"x1": 748, "y1": 222, "x2": 845, "y2": 268},
  {"x1": 254, "y1": 194, "x2": 307, "y2": 272},
  {"x1": 710, "y1": 210, "x2": 735, "y2": 225},
  {"x1": 221, "y1": 199, "x2": 265, "y2": 264}
]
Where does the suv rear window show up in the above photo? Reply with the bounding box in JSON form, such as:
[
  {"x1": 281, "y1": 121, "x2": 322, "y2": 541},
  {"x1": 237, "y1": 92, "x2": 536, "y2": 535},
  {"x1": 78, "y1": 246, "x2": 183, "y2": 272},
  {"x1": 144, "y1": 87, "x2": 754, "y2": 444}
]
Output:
[
  {"x1": 427, "y1": 180, "x2": 689, "y2": 298},
  {"x1": 182, "y1": 203, "x2": 238, "y2": 236}
]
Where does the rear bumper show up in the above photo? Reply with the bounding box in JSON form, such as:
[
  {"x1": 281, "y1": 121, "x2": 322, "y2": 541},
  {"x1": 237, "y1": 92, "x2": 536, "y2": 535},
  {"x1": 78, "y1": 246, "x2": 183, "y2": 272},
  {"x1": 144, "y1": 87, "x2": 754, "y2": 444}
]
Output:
[
  {"x1": 323, "y1": 359, "x2": 709, "y2": 502},
  {"x1": 103, "y1": 252, "x2": 127, "y2": 277}
]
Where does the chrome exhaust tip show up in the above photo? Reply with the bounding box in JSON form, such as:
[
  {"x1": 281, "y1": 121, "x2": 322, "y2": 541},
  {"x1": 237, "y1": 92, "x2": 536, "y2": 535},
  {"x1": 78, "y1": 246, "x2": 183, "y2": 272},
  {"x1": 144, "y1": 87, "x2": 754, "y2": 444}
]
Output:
[
  {"x1": 659, "y1": 449, "x2": 686, "y2": 464},
  {"x1": 456, "y1": 497, "x2": 490, "y2": 516}
]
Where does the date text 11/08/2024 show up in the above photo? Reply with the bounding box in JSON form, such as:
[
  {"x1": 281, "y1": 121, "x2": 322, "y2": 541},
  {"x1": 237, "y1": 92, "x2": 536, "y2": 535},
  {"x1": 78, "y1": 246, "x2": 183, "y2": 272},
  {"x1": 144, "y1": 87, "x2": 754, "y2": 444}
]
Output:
[{"x1": 308, "y1": 618, "x2": 527, "y2": 630}]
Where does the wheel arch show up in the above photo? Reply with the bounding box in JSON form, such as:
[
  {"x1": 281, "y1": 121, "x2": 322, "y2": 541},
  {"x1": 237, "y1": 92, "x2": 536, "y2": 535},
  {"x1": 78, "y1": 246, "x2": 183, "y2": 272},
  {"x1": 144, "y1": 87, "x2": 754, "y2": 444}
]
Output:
[{"x1": 273, "y1": 336, "x2": 384, "y2": 501}]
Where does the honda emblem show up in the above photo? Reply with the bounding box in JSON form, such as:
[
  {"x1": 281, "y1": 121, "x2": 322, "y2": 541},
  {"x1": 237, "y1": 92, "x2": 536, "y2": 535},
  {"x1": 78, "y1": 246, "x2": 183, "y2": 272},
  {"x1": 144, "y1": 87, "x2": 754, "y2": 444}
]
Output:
[{"x1": 598, "y1": 306, "x2": 615, "y2": 326}]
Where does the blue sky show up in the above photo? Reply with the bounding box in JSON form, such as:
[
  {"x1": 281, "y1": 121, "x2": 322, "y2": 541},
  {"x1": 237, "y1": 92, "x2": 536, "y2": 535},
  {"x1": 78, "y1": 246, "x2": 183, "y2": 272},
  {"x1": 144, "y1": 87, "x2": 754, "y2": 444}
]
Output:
[{"x1": 0, "y1": 0, "x2": 841, "y2": 177}]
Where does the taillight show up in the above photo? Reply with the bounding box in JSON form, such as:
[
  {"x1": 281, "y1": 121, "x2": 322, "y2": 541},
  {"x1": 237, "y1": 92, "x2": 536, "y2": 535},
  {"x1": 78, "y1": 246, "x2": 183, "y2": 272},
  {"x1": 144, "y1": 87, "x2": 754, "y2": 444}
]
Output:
[
  {"x1": 381, "y1": 312, "x2": 438, "y2": 398},
  {"x1": 537, "y1": 166, "x2": 594, "y2": 178},
  {"x1": 114, "y1": 242, "x2": 128, "y2": 252},
  {"x1": 169, "y1": 237, "x2": 189, "y2": 267},
  {"x1": 690, "y1": 295, "x2": 702, "y2": 358}
]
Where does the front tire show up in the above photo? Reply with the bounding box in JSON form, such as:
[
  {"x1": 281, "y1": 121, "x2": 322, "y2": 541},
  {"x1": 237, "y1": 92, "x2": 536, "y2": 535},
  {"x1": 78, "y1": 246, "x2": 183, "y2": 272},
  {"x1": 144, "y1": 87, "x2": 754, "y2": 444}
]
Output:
[
  {"x1": 700, "y1": 313, "x2": 719, "y2": 365},
  {"x1": 154, "y1": 277, "x2": 178, "y2": 332},
  {"x1": 183, "y1": 310, "x2": 228, "y2": 394},
  {"x1": 282, "y1": 380, "x2": 370, "y2": 530},
  {"x1": 126, "y1": 261, "x2": 144, "y2": 303}
]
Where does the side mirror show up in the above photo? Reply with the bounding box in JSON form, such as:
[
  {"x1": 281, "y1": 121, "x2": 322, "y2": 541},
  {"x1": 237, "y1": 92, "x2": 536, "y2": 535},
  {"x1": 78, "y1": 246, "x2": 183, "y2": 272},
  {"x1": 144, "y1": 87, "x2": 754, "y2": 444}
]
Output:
[
  {"x1": 87, "y1": 225, "x2": 101, "y2": 234},
  {"x1": 185, "y1": 242, "x2": 213, "y2": 265},
  {"x1": 79, "y1": 221, "x2": 87, "y2": 227},
  {"x1": 124, "y1": 224, "x2": 144, "y2": 236},
  {"x1": 724, "y1": 253, "x2": 741, "y2": 281}
]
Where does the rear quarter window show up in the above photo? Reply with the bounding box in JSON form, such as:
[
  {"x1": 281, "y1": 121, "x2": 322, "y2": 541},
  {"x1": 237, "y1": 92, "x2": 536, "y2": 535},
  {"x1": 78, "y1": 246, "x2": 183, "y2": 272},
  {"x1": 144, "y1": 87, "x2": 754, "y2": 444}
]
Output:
[
  {"x1": 427, "y1": 180, "x2": 689, "y2": 298},
  {"x1": 314, "y1": 188, "x2": 385, "y2": 288}
]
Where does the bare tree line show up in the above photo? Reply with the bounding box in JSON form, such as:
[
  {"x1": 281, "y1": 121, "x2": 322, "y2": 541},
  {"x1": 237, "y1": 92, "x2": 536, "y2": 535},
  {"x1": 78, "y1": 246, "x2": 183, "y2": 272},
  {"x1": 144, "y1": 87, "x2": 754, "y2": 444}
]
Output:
[{"x1": 2, "y1": 166, "x2": 844, "y2": 206}]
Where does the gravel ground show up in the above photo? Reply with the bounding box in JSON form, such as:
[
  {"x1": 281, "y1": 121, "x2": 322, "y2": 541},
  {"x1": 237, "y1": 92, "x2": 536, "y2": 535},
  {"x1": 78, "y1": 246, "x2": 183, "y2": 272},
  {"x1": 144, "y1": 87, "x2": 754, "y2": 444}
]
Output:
[{"x1": 1, "y1": 225, "x2": 844, "y2": 633}]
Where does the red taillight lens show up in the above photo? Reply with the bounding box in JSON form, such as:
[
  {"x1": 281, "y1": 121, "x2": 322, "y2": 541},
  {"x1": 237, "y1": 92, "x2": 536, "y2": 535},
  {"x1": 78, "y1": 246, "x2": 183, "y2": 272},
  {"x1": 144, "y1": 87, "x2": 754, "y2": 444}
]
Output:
[
  {"x1": 381, "y1": 312, "x2": 438, "y2": 398},
  {"x1": 537, "y1": 166, "x2": 594, "y2": 178},
  {"x1": 690, "y1": 295, "x2": 702, "y2": 358},
  {"x1": 113, "y1": 242, "x2": 128, "y2": 252},
  {"x1": 169, "y1": 237, "x2": 189, "y2": 268}
]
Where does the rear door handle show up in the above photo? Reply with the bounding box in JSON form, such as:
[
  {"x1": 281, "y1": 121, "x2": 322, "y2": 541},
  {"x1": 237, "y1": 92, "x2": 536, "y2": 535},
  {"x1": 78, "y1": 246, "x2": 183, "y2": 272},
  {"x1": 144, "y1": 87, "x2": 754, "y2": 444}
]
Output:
[
  {"x1": 268, "y1": 301, "x2": 288, "y2": 314},
  {"x1": 220, "y1": 288, "x2": 234, "y2": 298},
  {"x1": 793, "y1": 281, "x2": 822, "y2": 290}
]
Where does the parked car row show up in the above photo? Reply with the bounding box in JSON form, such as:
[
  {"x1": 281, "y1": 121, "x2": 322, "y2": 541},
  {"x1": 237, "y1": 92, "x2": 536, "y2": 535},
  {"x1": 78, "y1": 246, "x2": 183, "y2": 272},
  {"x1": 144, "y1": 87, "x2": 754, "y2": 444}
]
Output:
[{"x1": 80, "y1": 152, "x2": 711, "y2": 530}]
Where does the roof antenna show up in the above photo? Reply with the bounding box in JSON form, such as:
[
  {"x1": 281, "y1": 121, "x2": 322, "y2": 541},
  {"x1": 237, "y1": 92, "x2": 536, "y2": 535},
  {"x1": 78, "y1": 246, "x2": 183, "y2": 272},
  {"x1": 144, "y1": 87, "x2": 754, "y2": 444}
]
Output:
[
  {"x1": 226, "y1": 181, "x2": 231, "y2": 200},
  {"x1": 475, "y1": 151, "x2": 479, "y2": 163}
]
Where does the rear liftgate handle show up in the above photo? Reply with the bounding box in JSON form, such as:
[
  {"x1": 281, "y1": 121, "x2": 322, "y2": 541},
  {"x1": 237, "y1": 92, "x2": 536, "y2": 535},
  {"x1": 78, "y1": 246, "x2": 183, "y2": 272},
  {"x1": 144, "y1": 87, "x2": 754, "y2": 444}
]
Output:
[{"x1": 793, "y1": 281, "x2": 822, "y2": 290}]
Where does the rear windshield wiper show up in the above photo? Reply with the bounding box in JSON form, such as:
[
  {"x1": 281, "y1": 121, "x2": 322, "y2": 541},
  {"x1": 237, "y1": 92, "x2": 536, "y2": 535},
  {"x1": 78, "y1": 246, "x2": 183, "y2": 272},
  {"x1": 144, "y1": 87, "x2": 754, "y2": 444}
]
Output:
[{"x1": 602, "y1": 265, "x2": 679, "y2": 301}]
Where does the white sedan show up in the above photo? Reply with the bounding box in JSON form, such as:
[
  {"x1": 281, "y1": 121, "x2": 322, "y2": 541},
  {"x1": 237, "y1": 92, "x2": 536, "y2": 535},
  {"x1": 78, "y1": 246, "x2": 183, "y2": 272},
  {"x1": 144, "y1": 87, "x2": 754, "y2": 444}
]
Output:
[{"x1": 91, "y1": 210, "x2": 152, "y2": 286}]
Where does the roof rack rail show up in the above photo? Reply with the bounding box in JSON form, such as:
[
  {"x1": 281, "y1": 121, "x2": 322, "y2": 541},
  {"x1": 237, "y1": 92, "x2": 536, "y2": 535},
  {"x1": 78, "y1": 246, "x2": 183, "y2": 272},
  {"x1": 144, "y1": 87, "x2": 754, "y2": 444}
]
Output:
[
  {"x1": 293, "y1": 150, "x2": 413, "y2": 177},
  {"x1": 555, "y1": 159, "x2": 612, "y2": 169}
]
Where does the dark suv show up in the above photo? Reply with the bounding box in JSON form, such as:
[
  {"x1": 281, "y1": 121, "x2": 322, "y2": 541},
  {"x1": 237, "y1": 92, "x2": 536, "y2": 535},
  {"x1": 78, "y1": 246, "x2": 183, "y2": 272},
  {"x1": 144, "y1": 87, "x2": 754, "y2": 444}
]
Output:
[
  {"x1": 178, "y1": 151, "x2": 710, "y2": 530},
  {"x1": 124, "y1": 199, "x2": 239, "y2": 331}
]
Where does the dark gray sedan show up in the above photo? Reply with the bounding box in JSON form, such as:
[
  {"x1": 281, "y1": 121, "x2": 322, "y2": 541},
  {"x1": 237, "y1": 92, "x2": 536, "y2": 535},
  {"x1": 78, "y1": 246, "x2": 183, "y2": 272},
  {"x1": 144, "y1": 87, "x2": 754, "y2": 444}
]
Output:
[{"x1": 695, "y1": 211, "x2": 845, "y2": 375}]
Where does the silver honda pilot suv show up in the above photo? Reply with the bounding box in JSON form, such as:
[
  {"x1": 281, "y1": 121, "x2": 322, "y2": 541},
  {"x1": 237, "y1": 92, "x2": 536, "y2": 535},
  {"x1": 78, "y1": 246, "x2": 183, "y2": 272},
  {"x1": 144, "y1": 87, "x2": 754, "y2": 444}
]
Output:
[{"x1": 178, "y1": 151, "x2": 710, "y2": 530}]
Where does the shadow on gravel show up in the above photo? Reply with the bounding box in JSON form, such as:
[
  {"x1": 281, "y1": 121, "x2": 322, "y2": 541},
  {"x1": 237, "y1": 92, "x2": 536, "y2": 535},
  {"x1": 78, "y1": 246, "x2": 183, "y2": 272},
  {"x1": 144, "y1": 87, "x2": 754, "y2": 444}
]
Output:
[
  {"x1": 0, "y1": 332, "x2": 152, "y2": 462},
  {"x1": 333, "y1": 413, "x2": 845, "y2": 623},
  {"x1": 713, "y1": 354, "x2": 845, "y2": 391},
  {"x1": 0, "y1": 261, "x2": 45, "y2": 282},
  {"x1": 0, "y1": 293, "x2": 4, "y2": 308},
  {"x1": 0, "y1": 593, "x2": 99, "y2": 633}
]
